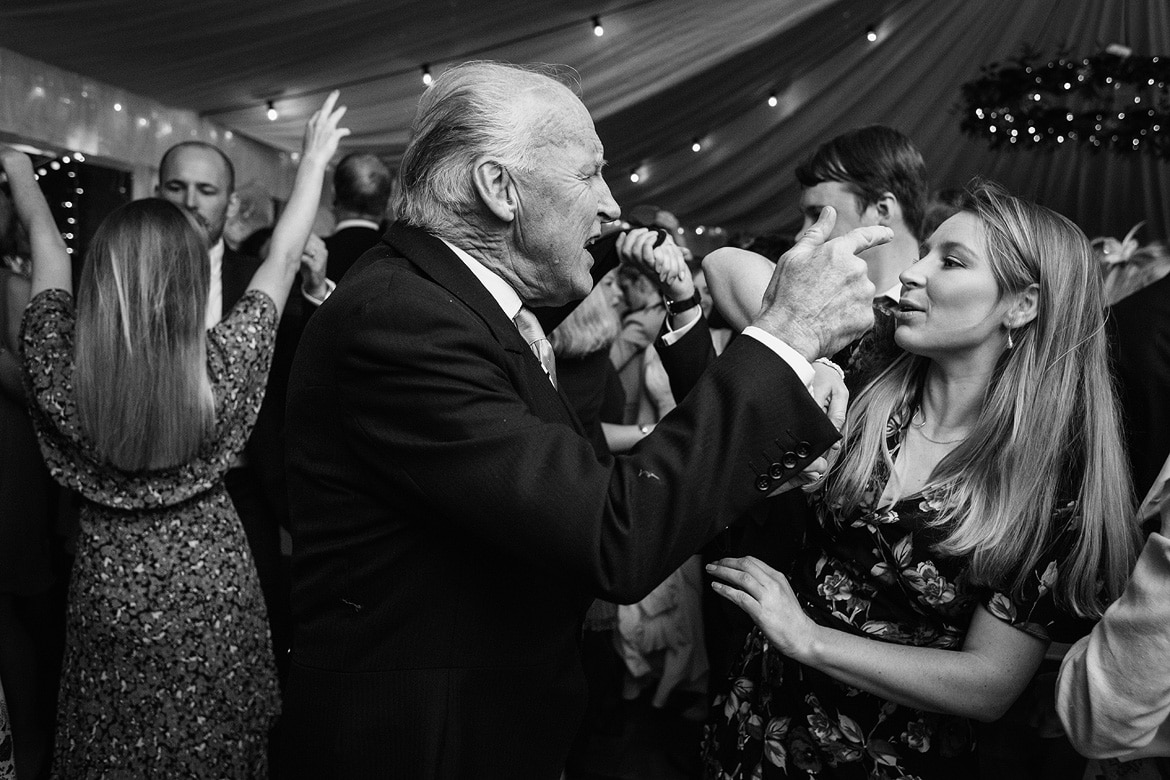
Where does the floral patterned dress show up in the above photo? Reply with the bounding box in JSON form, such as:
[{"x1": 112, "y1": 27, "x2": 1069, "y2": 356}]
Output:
[
  {"x1": 702, "y1": 414, "x2": 1074, "y2": 780},
  {"x1": 0, "y1": 680, "x2": 13, "y2": 780},
  {"x1": 21, "y1": 289, "x2": 281, "y2": 779}
]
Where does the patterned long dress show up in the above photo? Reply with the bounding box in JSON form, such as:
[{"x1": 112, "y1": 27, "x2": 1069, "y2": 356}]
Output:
[
  {"x1": 0, "y1": 680, "x2": 13, "y2": 780},
  {"x1": 703, "y1": 412, "x2": 1077, "y2": 780},
  {"x1": 21, "y1": 289, "x2": 281, "y2": 779}
]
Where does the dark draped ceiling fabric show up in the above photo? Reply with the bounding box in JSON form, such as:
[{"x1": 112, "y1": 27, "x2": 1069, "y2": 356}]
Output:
[{"x1": 1, "y1": 0, "x2": 1169, "y2": 240}]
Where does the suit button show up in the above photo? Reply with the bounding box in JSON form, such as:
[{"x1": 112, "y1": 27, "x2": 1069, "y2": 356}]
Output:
[
  {"x1": 782, "y1": 452, "x2": 798, "y2": 469},
  {"x1": 768, "y1": 462, "x2": 785, "y2": 480},
  {"x1": 755, "y1": 475, "x2": 771, "y2": 492},
  {"x1": 795, "y1": 441, "x2": 812, "y2": 458}
]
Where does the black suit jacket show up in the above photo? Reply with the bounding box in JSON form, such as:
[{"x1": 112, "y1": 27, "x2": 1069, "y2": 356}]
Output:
[
  {"x1": 279, "y1": 222, "x2": 838, "y2": 779},
  {"x1": 1109, "y1": 273, "x2": 1170, "y2": 498},
  {"x1": 325, "y1": 224, "x2": 382, "y2": 282}
]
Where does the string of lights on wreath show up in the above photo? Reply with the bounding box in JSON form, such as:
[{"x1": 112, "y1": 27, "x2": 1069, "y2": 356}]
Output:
[{"x1": 959, "y1": 46, "x2": 1170, "y2": 159}]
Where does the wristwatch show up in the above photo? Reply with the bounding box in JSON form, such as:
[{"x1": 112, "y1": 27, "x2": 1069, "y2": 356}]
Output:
[{"x1": 664, "y1": 288, "x2": 702, "y2": 316}]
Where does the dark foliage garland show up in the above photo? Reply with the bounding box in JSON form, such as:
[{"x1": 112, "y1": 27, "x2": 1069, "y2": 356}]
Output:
[{"x1": 959, "y1": 47, "x2": 1170, "y2": 159}]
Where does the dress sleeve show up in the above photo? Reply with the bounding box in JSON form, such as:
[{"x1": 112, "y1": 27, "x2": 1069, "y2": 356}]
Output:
[
  {"x1": 19, "y1": 289, "x2": 79, "y2": 440},
  {"x1": 1056, "y1": 532, "x2": 1170, "y2": 760},
  {"x1": 205, "y1": 289, "x2": 278, "y2": 456},
  {"x1": 981, "y1": 501, "x2": 1080, "y2": 641}
]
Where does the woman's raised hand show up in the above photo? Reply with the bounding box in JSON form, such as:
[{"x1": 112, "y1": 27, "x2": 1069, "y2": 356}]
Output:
[
  {"x1": 301, "y1": 91, "x2": 350, "y2": 167},
  {"x1": 706, "y1": 556, "x2": 823, "y2": 662}
]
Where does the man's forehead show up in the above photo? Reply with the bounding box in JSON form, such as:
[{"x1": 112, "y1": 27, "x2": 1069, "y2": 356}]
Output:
[{"x1": 160, "y1": 147, "x2": 230, "y2": 186}]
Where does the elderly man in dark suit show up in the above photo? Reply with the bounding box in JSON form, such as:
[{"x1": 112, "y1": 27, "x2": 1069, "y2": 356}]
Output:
[
  {"x1": 324, "y1": 151, "x2": 392, "y2": 282},
  {"x1": 156, "y1": 142, "x2": 330, "y2": 686},
  {"x1": 280, "y1": 62, "x2": 886, "y2": 779}
]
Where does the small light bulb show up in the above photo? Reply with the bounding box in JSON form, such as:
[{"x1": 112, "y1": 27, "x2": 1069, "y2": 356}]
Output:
[
  {"x1": 421, "y1": 65, "x2": 433, "y2": 86},
  {"x1": 50, "y1": 161, "x2": 60, "y2": 170},
  {"x1": 74, "y1": 152, "x2": 85, "y2": 162},
  {"x1": 266, "y1": 101, "x2": 278, "y2": 121},
  {"x1": 114, "y1": 102, "x2": 122, "y2": 112},
  {"x1": 865, "y1": 26, "x2": 877, "y2": 42},
  {"x1": 691, "y1": 139, "x2": 702, "y2": 153},
  {"x1": 592, "y1": 16, "x2": 604, "y2": 36},
  {"x1": 768, "y1": 93, "x2": 778, "y2": 107},
  {"x1": 629, "y1": 171, "x2": 640, "y2": 183}
]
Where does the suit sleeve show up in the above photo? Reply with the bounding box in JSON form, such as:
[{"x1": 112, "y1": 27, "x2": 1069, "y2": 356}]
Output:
[
  {"x1": 1056, "y1": 532, "x2": 1170, "y2": 759},
  {"x1": 656, "y1": 315, "x2": 716, "y2": 402},
  {"x1": 336, "y1": 285, "x2": 838, "y2": 604}
]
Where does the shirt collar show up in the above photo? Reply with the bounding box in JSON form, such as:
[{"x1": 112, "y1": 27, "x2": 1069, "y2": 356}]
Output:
[
  {"x1": 209, "y1": 238, "x2": 224, "y2": 266},
  {"x1": 334, "y1": 218, "x2": 381, "y2": 233},
  {"x1": 440, "y1": 239, "x2": 523, "y2": 320},
  {"x1": 878, "y1": 282, "x2": 901, "y2": 304}
]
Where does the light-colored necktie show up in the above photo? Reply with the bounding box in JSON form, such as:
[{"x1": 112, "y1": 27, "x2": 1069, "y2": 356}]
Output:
[{"x1": 513, "y1": 307, "x2": 557, "y2": 389}]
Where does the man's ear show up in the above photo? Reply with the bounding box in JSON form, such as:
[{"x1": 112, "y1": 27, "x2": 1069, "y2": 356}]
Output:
[
  {"x1": 472, "y1": 158, "x2": 515, "y2": 222},
  {"x1": 1006, "y1": 282, "x2": 1040, "y2": 328},
  {"x1": 874, "y1": 192, "x2": 902, "y2": 227}
]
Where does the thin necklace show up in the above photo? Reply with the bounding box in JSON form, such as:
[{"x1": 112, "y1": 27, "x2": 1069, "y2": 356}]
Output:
[{"x1": 909, "y1": 407, "x2": 969, "y2": 445}]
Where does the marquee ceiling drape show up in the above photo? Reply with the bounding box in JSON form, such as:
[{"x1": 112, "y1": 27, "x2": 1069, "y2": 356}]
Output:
[{"x1": 1, "y1": 0, "x2": 1168, "y2": 240}]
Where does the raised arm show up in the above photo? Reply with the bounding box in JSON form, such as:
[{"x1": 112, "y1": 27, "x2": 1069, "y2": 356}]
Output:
[
  {"x1": 0, "y1": 148, "x2": 71, "y2": 297},
  {"x1": 246, "y1": 91, "x2": 349, "y2": 315},
  {"x1": 702, "y1": 247, "x2": 773, "y2": 332}
]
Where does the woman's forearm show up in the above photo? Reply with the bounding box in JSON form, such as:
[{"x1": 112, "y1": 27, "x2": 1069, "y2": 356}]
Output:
[{"x1": 803, "y1": 606, "x2": 1048, "y2": 722}]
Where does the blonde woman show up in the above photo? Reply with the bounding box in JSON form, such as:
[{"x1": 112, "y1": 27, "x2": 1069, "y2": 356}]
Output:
[
  {"x1": 701, "y1": 181, "x2": 1139, "y2": 778},
  {"x1": 0, "y1": 92, "x2": 347, "y2": 778}
]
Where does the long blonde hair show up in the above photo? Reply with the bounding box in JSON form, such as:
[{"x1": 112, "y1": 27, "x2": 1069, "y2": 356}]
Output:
[
  {"x1": 74, "y1": 199, "x2": 215, "y2": 471},
  {"x1": 823, "y1": 180, "x2": 1138, "y2": 617}
]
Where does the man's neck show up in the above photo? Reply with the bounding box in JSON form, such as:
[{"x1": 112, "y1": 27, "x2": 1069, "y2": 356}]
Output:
[{"x1": 334, "y1": 208, "x2": 379, "y2": 224}]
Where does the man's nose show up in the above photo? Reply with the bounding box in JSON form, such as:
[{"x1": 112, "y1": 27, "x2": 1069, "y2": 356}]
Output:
[
  {"x1": 184, "y1": 188, "x2": 199, "y2": 210},
  {"x1": 597, "y1": 181, "x2": 620, "y2": 223}
]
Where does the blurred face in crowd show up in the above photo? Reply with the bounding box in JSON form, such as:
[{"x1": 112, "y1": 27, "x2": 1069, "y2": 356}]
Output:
[
  {"x1": 894, "y1": 212, "x2": 1014, "y2": 364},
  {"x1": 798, "y1": 181, "x2": 877, "y2": 240},
  {"x1": 157, "y1": 146, "x2": 237, "y2": 247},
  {"x1": 507, "y1": 91, "x2": 621, "y2": 307}
]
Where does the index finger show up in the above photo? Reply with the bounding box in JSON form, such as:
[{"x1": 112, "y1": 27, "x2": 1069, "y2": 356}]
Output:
[
  {"x1": 833, "y1": 224, "x2": 894, "y2": 256},
  {"x1": 319, "y1": 90, "x2": 341, "y2": 118}
]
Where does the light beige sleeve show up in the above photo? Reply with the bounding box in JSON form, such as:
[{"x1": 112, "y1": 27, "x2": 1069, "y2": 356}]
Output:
[{"x1": 1057, "y1": 532, "x2": 1170, "y2": 759}]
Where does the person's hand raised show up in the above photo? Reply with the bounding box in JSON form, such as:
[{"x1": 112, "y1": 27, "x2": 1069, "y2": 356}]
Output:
[
  {"x1": 751, "y1": 207, "x2": 889, "y2": 361},
  {"x1": 617, "y1": 228, "x2": 694, "y2": 302},
  {"x1": 301, "y1": 91, "x2": 350, "y2": 167}
]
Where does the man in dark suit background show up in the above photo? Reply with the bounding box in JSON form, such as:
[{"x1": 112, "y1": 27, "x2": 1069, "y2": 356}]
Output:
[
  {"x1": 1110, "y1": 271, "x2": 1170, "y2": 500},
  {"x1": 156, "y1": 142, "x2": 331, "y2": 686},
  {"x1": 324, "y1": 151, "x2": 391, "y2": 282},
  {"x1": 280, "y1": 62, "x2": 886, "y2": 779}
]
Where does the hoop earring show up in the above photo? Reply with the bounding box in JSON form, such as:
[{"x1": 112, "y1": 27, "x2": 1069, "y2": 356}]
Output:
[{"x1": 1006, "y1": 327, "x2": 1014, "y2": 350}]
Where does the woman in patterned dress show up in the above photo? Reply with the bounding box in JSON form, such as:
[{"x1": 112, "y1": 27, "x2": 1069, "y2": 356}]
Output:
[
  {"x1": 701, "y1": 181, "x2": 1141, "y2": 779},
  {"x1": 0, "y1": 92, "x2": 348, "y2": 778}
]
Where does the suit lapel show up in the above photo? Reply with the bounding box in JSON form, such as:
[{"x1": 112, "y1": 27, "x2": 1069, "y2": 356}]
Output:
[{"x1": 384, "y1": 223, "x2": 583, "y2": 431}]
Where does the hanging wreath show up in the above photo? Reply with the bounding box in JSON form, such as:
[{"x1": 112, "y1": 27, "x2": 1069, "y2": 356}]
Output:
[{"x1": 959, "y1": 45, "x2": 1170, "y2": 159}]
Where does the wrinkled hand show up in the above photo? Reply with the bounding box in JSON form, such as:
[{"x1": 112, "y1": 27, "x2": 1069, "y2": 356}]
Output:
[
  {"x1": 299, "y1": 233, "x2": 328, "y2": 298},
  {"x1": 617, "y1": 228, "x2": 693, "y2": 301},
  {"x1": 301, "y1": 91, "x2": 350, "y2": 167},
  {"x1": 752, "y1": 207, "x2": 887, "y2": 361},
  {"x1": 706, "y1": 556, "x2": 821, "y2": 662}
]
